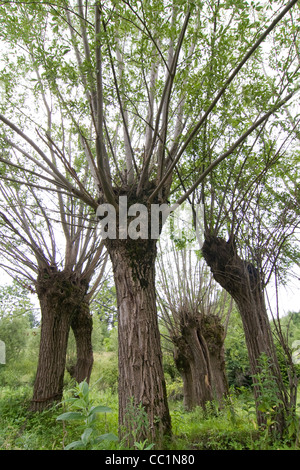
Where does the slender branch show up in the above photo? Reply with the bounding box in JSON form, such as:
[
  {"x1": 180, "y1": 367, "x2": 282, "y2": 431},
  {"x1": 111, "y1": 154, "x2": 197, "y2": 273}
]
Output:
[
  {"x1": 149, "y1": 0, "x2": 300, "y2": 202},
  {"x1": 172, "y1": 88, "x2": 299, "y2": 209},
  {"x1": 76, "y1": 0, "x2": 98, "y2": 114},
  {"x1": 92, "y1": 5, "x2": 119, "y2": 208},
  {"x1": 65, "y1": 4, "x2": 97, "y2": 122},
  {"x1": 121, "y1": 0, "x2": 169, "y2": 71},
  {"x1": 137, "y1": 6, "x2": 192, "y2": 195},
  {"x1": 95, "y1": 6, "x2": 109, "y2": 176},
  {"x1": 0, "y1": 113, "x2": 97, "y2": 208},
  {"x1": 0, "y1": 208, "x2": 48, "y2": 269},
  {"x1": 106, "y1": 31, "x2": 137, "y2": 182},
  {"x1": 1, "y1": 137, "x2": 69, "y2": 187}
]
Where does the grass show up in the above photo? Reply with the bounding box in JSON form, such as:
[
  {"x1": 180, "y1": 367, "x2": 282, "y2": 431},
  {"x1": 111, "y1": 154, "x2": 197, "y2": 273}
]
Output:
[{"x1": 1, "y1": 383, "x2": 299, "y2": 451}]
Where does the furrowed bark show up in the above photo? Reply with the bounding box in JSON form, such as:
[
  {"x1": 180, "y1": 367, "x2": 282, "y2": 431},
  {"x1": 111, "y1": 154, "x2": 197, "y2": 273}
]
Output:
[
  {"x1": 202, "y1": 235, "x2": 290, "y2": 433},
  {"x1": 106, "y1": 236, "x2": 171, "y2": 445},
  {"x1": 68, "y1": 298, "x2": 94, "y2": 384},
  {"x1": 31, "y1": 268, "x2": 89, "y2": 411}
]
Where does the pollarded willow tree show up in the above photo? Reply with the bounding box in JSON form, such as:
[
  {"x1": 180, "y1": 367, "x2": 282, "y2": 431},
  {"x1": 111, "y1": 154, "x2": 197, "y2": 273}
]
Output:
[
  {"x1": 157, "y1": 242, "x2": 232, "y2": 411},
  {"x1": 0, "y1": 3, "x2": 109, "y2": 410},
  {"x1": 0, "y1": 129, "x2": 108, "y2": 410},
  {"x1": 188, "y1": 95, "x2": 300, "y2": 432},
  {"x1": 0, "y1": 0, "x2": 299, "y2": 441},
  {"x1": 0, "y1": 173, "x2": 108, "y2": 410},
  {"x1": 165, "y1": 4, "x2": 300, "y2": 433}
]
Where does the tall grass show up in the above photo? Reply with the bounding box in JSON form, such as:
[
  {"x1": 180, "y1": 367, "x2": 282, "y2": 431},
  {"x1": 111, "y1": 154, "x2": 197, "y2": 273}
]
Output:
[{"x1": 1, "y1": 383, "x2": 299, "y2": 450}]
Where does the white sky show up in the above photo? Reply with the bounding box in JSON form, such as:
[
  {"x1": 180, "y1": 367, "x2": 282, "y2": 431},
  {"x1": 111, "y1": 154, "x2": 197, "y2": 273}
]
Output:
[{"x1": 266, "y1": 270, "x2": 300, "y2": 317}]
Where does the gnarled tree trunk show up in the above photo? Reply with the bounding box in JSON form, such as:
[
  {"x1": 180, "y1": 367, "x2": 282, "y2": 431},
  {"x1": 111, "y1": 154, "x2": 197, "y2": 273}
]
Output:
[
  {"x1": 68, "y1": 299, "x2": 94, "y2": 384},
  {"x1": 202, "y1": 235, "x2": 289, "y2": 433},
  {"x1": 173, "y1": 338, "x2": 196, "y2": 410},
  {"x1": 173, "y1": 313, "x2": 228, "y2": 411},
  {"x1": 31, "y1": 267, "x2": 89, "y2": 412},
  {"x1": 173, "y1": 320, "x2": 213, "y2": 411},
  {"x1": 106, "y1": 237, "x2": 171, "y2": 445},
  {"x1": 202, "y1": 314, "x2": 229, "y2": 403}
]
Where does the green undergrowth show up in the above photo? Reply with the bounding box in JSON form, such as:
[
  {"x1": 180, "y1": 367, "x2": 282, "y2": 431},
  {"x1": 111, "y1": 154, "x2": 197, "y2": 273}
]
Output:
[
  {"x1": 167, "y1": 400, "x2": 258, "y2": 450},
  {"x1": 1, "y1": 383, "x2": 299, "y2": 451}
]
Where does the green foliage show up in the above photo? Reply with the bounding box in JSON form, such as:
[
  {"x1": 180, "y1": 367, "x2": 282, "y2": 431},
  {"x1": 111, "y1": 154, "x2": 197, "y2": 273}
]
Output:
[
  {"x1": 166, "y1": 377, "x2": 184, "y2": 402},
  {"x1": 56, "y1": 380, "x2": 118, "y2": 450},
  {"x1": 276, "y1": 311, "x2": 300, "y2": 348},
  {"x1": 0, "y1": 386, "x2": 63, "y2": 450},
  {"x1": 224, "y1": 308, "x2": 252, "y2": 388},
  {"x1": 0, "y1": 315, "x2": 29, "y2": 363},
  {"x1": 102, "y1": 327, "x2": 118, "y2": 353},
  {"x1": 0, "y1": 282, "x2": 39, "y2": 386},
  {"x1": 253, "y1": 354, "x2": 282, "y2": 415},
  {"x1": 121, "y1": 397, "x2": 155, "y2": 450},
  {"x1": 90, "y1": 351, "x2": 118, "y2": 393},
  {"x1": 251, "y1": 353, "x2": 300, "y2": 447},
  {"x1": 0, "y1": 383, "x2": 299, "y2": 450},
  {"x1": 167, "y1": 392, "x2": 259, "y2": 450},
  {"x1": 0, "y1": 282, "x2": 37, "y2": 321}
]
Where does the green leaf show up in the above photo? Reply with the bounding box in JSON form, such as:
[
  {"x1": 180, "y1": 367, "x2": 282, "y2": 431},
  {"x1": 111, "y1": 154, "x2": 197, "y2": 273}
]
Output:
[
  {"x1": 81, "y1": 427, "x2": 93, "y2": 445},
  {"x1": 89, "y1": 405, "x2": 112, "y2": 414},
  {"x1": 68, "y1": 398, "x2": 88, "y2": 410},
  {"x1": 56, "y1": 411, "x2": 83, "y2": 421},
  {"x1": 64, "y1": 440, "x2": 84, "y2": 450},
  {"x1": 79, "y1": 380, "x2": 89, "y2": 398},
  {"x1": 94, "y1": 432, "x2": 118, "y2": 443}
]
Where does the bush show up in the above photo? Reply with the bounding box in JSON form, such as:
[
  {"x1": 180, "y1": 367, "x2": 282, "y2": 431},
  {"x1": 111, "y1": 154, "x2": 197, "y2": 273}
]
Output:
[{"x1": 56, "y1": 381, "x2": 118, "y2": 450}]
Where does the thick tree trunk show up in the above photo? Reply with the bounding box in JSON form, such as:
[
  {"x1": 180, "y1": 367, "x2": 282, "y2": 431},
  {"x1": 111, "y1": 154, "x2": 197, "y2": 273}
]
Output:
[
  {"x1": 68, "y1": 300, "x2": 94, "y2": 384},
  {"x1": 202, "y1": 236, "x2": 289, "y2": 433},
  {"x1": 173, "y1": 341, "x2": 196, "y2": 410},
  {"x1": 106, "y1": 237, "x2": 171, "y2": 445},
  {"x1": 202, "y1": 315, "x2": 229, "y2": 403},
  {"x1": 173, "y1": 324, "x2": 213, "y2": 411},
  {"x1": 173, "y1": 313, "x2": 228, "y2": 411},
  {"x1": 31, "y1": 268, "x2": 89, "y2": 412}
]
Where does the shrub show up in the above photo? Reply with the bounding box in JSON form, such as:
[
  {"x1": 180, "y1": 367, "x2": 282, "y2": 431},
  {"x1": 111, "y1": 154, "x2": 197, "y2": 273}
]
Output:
[{"x1": 56, "y1": 381, "x2": 118, "y2": 450}]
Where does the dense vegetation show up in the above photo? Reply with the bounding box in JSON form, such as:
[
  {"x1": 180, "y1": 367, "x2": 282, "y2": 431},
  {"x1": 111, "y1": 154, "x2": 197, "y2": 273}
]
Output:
[
  {"x1": 0, "y1": 282, "x2": 299, "y2": 451},
  {"x1": 0, "y1": 0, "x2": 299, "y2": 450}
]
